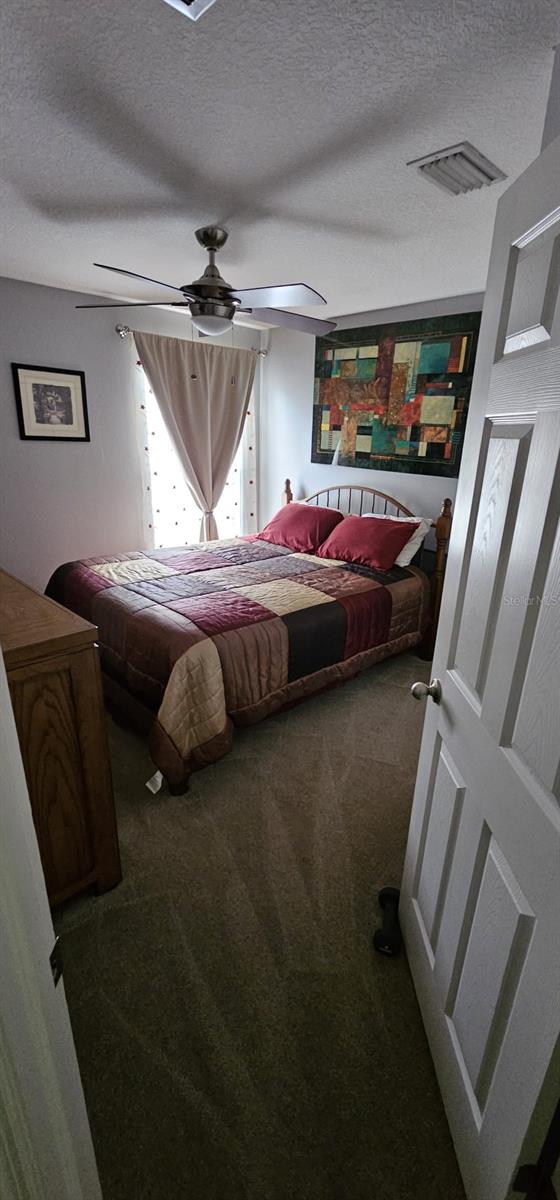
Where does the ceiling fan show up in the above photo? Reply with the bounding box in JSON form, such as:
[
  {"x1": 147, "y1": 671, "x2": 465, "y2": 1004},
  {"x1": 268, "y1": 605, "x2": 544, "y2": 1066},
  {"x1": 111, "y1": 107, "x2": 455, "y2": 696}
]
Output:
[{"x1": 76, "y1": 226, "x2": 337, "y2": 337}]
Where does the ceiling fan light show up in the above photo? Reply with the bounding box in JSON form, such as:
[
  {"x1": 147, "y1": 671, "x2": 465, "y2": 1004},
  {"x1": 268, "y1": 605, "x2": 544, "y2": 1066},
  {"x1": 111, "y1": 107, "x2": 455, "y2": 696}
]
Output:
[
  {"x1": 189, "y1": 298, "x2": 236, "y2": 337},
  {"x1": 190, "y1": 313, "x2": 232, "y2": 337}
]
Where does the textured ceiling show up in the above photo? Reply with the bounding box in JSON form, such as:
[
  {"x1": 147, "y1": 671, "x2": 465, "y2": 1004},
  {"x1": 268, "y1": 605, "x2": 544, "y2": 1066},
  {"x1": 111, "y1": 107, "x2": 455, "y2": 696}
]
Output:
[{"x1": 0, "y1": 0, "x2": 558, "y2": 321}]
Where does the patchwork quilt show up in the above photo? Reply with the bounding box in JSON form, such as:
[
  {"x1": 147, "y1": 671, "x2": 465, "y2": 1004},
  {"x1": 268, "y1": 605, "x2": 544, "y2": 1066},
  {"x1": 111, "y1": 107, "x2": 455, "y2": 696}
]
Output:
[{"x1": 46, "y1": 538, "x2": 429, "y2": 789}]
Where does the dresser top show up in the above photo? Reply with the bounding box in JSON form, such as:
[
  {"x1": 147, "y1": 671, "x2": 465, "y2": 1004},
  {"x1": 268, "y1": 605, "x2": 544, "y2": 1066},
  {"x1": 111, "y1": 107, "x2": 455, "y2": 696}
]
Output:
[{"x1": 0, "y1": 569, "x2": 96, "y2": 669}]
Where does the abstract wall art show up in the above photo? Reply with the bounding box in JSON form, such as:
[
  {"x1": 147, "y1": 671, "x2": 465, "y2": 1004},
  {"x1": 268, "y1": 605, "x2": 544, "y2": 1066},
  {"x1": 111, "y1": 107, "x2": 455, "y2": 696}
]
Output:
[{"x1": 312, "y1": 311, "x2": 481, "y2": 477}]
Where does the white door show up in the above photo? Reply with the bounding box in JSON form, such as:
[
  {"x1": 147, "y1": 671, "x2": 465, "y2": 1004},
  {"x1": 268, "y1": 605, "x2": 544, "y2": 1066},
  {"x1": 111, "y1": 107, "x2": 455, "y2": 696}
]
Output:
[
  {"x1": 0, "y1": 651, "x2": 102, "y2": 1200},
  {"x1": 401, "y1": 133, "x2": 560, "y2": 1200}
]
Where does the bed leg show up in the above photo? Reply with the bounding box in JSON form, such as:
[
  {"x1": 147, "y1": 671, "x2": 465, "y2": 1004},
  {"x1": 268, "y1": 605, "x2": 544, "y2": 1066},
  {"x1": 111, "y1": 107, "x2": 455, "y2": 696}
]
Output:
[
  {"x1": 166, "y1": 777, "x2": 190, "y2": 796},
  {"x1": 418, "y1": 631, "x2": 434, "y2": 662}
]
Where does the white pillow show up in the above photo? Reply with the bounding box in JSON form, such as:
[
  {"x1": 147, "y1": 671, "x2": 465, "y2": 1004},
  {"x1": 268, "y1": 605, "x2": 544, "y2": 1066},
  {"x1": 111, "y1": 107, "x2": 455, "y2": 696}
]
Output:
[{"x1": 361, "y1": 513, "x2": 432, "y2": 566}]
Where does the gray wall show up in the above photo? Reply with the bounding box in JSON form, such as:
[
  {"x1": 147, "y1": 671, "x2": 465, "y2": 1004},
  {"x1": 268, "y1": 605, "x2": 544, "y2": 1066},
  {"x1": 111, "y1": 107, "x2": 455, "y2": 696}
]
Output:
[
  {"x1": 259, "y1": 292, "x2": 483, "y2": 526},
  {"x1": 0, "y1": 277, "x2": 259, "y2": 590}
]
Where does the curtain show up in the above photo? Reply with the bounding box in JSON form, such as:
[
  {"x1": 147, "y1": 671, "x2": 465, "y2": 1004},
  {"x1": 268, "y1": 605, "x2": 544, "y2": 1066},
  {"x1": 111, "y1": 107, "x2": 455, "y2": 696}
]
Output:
[{"x1": 133, "y1": 332, "x2": 257, "y2": 540}]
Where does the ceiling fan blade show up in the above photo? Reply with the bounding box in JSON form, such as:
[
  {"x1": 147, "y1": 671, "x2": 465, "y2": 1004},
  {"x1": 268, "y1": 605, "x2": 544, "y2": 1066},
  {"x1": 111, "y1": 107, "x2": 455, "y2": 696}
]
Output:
[
  {"x1": 75, "y1": 301, "x2": 191, "y2": 309},
  {"x1": 93, "y1": 262, "x2": 193, "y2": 296},
  {"x1": 248, "y1": 308, "x2": 337, "y2": 336},
  {"x1": 233, "y1": 283, "x2": 326, "y2": 308}
]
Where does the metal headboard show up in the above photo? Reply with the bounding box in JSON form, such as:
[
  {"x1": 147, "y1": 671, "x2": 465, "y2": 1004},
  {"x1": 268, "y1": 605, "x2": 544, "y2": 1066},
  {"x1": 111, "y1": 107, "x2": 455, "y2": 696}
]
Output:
[{"x1": 300, "y1": 484, "x2": 415, "y2": 519}]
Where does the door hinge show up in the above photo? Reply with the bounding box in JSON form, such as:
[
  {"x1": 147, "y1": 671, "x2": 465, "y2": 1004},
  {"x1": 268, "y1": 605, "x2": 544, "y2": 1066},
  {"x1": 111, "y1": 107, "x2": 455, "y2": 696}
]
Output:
[{"x1": 49, "y1": 936, "x2": 63, "y2": 987}]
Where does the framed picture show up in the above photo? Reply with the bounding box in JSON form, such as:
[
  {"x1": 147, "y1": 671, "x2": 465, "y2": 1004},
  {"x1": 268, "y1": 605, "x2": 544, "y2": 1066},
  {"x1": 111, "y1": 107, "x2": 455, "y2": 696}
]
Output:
[
  {"x1": 312, "y1": 311, "x2": 481, "y2": 478},
  {"x1": 11, "y1": 363, "x2": 90, "y2": 442}
]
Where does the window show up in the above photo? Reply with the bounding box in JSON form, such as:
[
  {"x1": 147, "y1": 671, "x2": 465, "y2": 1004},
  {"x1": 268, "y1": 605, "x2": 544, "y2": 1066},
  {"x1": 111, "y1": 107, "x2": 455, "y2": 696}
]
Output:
[{"x1": 137, "y1": 365, "x2": 257, "y2": 548}]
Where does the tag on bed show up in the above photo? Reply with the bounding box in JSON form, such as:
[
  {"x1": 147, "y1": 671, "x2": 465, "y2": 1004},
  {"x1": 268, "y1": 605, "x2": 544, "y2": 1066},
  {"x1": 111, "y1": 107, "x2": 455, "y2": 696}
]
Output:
[{"x1": 146, "y1": 770, "x2": 163, "y2": 794}]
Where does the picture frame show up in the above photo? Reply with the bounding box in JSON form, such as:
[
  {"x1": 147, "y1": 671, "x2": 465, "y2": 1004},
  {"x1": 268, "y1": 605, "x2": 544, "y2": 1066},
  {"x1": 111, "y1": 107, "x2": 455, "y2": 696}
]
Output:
[{"x1": 11, "y1": 363, "x2": 90, "y2": 442}]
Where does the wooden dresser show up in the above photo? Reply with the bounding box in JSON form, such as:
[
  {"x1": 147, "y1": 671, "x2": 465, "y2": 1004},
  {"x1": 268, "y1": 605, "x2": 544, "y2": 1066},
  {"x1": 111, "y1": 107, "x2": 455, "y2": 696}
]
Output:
[{"x1": 0, "y1": 569, "x2": 122, "y2": 906}]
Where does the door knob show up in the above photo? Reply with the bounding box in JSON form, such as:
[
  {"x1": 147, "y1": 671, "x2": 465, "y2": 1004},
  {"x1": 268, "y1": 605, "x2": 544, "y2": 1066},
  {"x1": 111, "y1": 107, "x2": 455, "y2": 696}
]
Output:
[{"x1": 411, "y1": 678, "x2": 442, "y2": 704}]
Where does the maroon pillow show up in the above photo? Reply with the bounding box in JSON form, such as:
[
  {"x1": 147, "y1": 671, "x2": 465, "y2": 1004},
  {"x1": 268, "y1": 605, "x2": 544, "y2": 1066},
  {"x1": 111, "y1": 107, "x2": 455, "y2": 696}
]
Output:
[
  {"x1": 317, "y1": 514, "x2": 420, "y2": 572},
  {"x1": 259, "y1": 504, "x2": 344, "y2": 553}
]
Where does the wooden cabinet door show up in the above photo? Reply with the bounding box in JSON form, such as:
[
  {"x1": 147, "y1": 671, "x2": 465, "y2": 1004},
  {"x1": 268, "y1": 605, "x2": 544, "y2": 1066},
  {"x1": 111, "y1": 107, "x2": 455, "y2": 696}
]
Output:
[{"x1": 9, "y1": 644, "x2": 120, "y2": 905}]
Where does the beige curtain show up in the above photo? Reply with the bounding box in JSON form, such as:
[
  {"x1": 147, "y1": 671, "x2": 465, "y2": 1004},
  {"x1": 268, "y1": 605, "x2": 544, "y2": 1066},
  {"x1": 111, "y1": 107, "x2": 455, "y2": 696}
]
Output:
[{"x1": 134, "y1": 332, "x2": 257, "y2": 540}]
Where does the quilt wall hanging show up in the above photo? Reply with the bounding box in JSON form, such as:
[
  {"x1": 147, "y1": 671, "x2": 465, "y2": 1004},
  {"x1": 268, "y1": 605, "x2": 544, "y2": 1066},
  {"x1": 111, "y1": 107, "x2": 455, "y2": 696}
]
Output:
[{"x1": 312, "y1": 310, "x2": 481, "y2": 478}]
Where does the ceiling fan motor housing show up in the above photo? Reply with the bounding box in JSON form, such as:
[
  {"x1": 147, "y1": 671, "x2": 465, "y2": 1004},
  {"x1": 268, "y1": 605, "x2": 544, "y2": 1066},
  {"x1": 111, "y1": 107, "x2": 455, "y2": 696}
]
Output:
[
  {"x1": 184, "y1": 228, "x2": 240, "y2": 321},
  {"x1": 185, "y1": 262, "x2": 235, "y2": 298},
  {"x1": 183, "y1": 236, "x2": 238, "y2": 331},
  {"x1": 189, "y1": 299, "x2": 237, "y2": 323}
]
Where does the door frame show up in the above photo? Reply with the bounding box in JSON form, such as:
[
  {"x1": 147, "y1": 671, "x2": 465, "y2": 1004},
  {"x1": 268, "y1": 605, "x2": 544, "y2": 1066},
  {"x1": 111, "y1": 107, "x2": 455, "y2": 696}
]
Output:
[{"x1": 0, "y1": 651, "x2": 102, "y2": 1200}]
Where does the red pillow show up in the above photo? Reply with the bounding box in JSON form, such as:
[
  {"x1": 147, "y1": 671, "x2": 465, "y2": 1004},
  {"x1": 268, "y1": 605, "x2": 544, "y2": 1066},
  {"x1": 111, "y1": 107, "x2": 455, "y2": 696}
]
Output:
[
  {"x1": 259, "y1": 504, "x2": 344, "y2": 553},
  {"x1": 317, "y1": 514, "x2": 420, "y2": 572}
]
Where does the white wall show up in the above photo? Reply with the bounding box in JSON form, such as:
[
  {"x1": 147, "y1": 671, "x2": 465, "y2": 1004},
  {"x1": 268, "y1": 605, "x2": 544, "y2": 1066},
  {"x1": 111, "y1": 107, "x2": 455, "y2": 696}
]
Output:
[
  {"x1": 259, "y1": 292, "x2": 484, "y2": 527},
  {"x1": 0, "y1": 277, "x2": 260, "y2": 590}
]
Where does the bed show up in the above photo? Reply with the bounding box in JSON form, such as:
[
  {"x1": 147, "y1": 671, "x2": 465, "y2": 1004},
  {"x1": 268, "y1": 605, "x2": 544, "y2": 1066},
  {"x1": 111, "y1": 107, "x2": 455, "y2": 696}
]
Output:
[{"x1": 46, "y1": 484, "x2": 451, "y2": 792}]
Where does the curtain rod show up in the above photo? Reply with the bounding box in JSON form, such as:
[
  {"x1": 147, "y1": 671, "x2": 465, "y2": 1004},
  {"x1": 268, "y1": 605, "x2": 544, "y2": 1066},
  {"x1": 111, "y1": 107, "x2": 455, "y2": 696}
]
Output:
[{"x1": 115, "y1": 324, "x2": 268, "y2": 357}]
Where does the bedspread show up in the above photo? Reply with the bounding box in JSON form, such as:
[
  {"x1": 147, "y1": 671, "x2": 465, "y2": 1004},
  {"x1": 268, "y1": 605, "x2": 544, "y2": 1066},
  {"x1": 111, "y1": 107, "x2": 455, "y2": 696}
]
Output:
[{"x1": 46, "y1": 538, "x2": 429, "y2": 788}]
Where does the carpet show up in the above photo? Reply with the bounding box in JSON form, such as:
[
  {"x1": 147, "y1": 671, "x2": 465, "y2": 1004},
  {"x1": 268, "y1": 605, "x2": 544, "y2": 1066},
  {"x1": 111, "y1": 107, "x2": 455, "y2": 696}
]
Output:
[{"x1": 55, "y1": 652, "x2": 466, "y2": 1200}]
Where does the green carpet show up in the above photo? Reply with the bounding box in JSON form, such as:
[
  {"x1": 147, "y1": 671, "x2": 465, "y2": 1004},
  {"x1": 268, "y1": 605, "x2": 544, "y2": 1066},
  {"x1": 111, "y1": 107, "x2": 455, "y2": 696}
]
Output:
[{"x1": 56, "y1": 652, "x2": 466, "y2": 1200}]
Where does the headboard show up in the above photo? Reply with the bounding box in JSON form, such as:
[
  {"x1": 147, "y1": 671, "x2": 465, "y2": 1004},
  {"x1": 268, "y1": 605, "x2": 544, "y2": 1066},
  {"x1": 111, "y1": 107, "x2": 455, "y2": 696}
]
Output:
[
  {"x1": 281, "y1": 478, "x2": 452, "y2": 656},
  {"x1": 287, "y1": 481, "x2": 415, "y2": 518}
]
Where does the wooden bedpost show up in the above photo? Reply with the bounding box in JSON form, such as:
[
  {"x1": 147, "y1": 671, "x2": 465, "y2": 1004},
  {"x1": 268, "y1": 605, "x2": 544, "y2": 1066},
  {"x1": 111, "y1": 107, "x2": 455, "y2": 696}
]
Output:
[
  {"x1": 282, "y1": 478, "x2": 293, "y2": 505},
  {"x1": 419, "y1": 497, "x2": 452, "y2": 660},
  {"x1": 433, "y1": 497, "x2": 453, "y2": 628}
]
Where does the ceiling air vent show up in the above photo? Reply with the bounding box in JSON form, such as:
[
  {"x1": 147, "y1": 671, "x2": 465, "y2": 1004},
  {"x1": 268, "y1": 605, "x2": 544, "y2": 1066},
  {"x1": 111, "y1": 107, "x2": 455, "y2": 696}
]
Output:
[
  {"x1": 162, "y1": 0, "x2": 218, "y2": 20},
  {"x1": 407, "y1": 142, "x2": 506, "y2": 195}
]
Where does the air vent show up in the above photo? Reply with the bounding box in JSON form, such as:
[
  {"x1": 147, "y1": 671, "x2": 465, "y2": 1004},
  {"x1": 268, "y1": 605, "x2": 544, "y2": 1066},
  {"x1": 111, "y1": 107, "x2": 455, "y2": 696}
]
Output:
[
  {"x1": 162, "y1": 0, "x2": 218, "y2": 20},
  {"x1": 408, "y1": 142, "x2": 506, "y2": 195}
]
